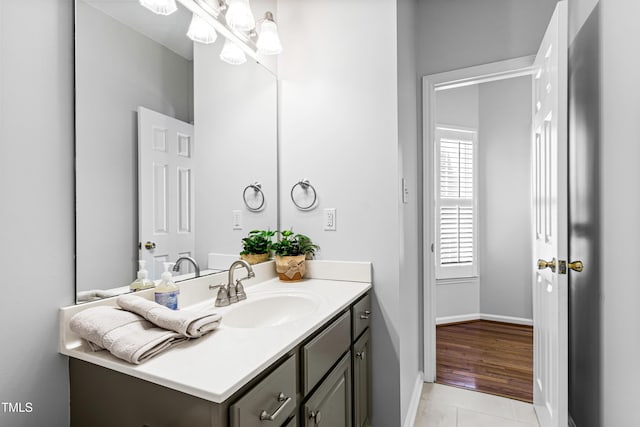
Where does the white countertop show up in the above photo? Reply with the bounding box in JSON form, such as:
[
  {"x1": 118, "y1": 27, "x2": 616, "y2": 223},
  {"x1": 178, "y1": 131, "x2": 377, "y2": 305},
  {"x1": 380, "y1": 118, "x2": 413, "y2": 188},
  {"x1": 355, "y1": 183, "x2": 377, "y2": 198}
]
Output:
[{"x1": 60, "y1": 261, "x2": 371, "y2": 403}]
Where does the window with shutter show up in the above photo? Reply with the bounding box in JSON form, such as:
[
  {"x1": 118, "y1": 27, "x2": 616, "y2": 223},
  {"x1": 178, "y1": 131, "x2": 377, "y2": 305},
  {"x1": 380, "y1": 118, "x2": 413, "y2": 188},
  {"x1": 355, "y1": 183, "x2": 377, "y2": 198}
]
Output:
[{"x1": 435, "y1": 126, "x2": 478, "y2": 279}]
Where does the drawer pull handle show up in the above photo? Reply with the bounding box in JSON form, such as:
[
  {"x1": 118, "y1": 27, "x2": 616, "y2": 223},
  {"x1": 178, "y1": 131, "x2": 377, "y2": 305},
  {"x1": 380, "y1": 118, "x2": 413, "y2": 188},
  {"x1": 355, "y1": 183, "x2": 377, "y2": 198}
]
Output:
[
  {"x1": 259, "y1": 392, "x2": 292, "y2": 421},
  {"x1": 309, "y1": 410, "x2": 322, "y2": 424},
  {"x1": 360, "y1": 310, "x2": 371, "y2": 320},
  {"x1": 356, "y1": 351, "x2": 366, "y2": 360}
]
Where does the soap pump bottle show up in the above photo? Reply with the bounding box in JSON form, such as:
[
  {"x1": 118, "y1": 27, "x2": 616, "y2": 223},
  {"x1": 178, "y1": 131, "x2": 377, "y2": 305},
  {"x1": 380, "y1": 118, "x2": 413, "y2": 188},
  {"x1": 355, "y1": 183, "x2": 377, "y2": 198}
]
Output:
[
  {"x1": 129, "y1": 260, "x2": 155, "y2": 291},
  {"x1": 154, "y1": 262, "x2": 180, "y2": 310}
]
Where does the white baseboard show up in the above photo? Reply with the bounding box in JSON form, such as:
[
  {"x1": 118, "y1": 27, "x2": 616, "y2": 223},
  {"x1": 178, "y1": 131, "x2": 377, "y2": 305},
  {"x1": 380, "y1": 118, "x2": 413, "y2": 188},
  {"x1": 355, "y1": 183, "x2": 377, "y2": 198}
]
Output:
[
  {"x1": 436, "y1": 313, "x2": 533, "y2": 326},
  {"x1": 480, "y1": 314, "x2": 533, "y2": 326},
  {"x1": 436, "y1": 313, "x2": 481, "y2": 325},
  {"x1": 404, "y1": 373, "x2": 424, "y2": 427}
]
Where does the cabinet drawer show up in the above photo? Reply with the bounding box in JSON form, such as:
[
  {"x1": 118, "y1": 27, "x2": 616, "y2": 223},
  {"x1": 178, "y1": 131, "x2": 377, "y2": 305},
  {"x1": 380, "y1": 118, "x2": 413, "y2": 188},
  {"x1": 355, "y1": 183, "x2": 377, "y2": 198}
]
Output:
[
  {"x1": 230, "y1": 355, "x2": 297, "y2": 427},
  {"x1": 352, "y1": 294, "x2": 371, "y2": 340},
  {"x1": 302, "y1": 311, "x2": 351, "y2": 395}
]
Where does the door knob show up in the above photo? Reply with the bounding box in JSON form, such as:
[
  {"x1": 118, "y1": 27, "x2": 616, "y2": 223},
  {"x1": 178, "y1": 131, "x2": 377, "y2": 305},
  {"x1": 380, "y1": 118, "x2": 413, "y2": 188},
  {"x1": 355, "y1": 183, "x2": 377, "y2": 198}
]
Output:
[
  {"x1": 537, "y1": 257, "x2": 556, "y2": 272},
  {"x1": 144, "y1": 241, "x2": 156, "y2": 250},
  {"x1": 568, "y1": 260, "x2": 584, "y2": 272}
]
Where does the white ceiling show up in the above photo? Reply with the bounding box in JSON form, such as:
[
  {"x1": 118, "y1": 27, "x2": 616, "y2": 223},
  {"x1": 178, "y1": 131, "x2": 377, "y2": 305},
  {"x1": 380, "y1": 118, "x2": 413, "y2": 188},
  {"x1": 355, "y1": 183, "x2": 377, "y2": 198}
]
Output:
[{"x1": 82, "y1": 0, "x2": 195, "y2": 60}]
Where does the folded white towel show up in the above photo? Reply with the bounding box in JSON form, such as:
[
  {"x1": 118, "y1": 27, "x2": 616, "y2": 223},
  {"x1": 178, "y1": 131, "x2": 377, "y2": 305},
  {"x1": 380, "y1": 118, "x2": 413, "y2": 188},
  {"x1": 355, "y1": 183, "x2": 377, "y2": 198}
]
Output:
[
  {"x1": 117, "y1": 294, "x2": 221, "y2": 338},
  {"x1": 69, "y1": 306, "x2": 188, "y2": 364}
]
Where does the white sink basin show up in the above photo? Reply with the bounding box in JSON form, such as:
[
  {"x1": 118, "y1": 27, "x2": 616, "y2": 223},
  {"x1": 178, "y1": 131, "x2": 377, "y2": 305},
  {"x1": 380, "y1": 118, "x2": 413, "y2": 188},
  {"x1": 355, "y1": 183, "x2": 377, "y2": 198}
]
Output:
[{"x1": 222, "y1": 293, "x2": 319, "y2": 328}]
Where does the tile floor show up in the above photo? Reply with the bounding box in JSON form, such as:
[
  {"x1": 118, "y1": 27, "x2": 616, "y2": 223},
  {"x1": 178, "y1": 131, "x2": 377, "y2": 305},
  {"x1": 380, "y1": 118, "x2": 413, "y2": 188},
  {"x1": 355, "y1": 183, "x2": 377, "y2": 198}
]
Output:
[{"x1": 414, "y1": 383, "x2": 540, "y2": 427}]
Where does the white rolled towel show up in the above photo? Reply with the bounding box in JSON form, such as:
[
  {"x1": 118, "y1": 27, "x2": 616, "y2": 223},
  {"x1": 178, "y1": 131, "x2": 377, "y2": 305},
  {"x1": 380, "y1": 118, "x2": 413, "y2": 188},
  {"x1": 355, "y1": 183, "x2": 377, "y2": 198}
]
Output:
[
  {"x1": 117, "y1": 294, "x2": 221, "y2": 338},
  {"x1": 69, "y1": 306, "x2": 188, "y2": 364}
]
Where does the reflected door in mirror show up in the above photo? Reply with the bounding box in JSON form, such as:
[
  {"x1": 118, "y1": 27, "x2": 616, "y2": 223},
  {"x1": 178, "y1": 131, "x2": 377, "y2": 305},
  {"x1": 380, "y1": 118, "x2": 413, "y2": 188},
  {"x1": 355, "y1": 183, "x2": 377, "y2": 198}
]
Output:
[{"x1": 138, "y1": 107, "x2": 195, "y2": 280}]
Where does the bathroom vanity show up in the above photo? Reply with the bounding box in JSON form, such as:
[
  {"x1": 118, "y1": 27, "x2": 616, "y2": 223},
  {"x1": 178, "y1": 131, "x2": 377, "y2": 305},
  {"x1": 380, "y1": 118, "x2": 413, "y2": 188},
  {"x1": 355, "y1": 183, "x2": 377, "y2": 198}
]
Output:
[{"x1": 60, "y1": 261, "x2": 372, "y2": 427}]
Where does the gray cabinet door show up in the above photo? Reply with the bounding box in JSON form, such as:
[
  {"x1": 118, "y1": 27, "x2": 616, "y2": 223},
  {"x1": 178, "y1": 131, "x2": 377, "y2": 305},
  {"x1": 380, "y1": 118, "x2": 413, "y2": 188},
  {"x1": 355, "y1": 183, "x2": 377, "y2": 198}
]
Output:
[
  {"x1": 303, "y1": 352, "x2": 352, "y2": 427},
  {"x1": 353, "y1": 329, "x2": 371, "y2": 427}
]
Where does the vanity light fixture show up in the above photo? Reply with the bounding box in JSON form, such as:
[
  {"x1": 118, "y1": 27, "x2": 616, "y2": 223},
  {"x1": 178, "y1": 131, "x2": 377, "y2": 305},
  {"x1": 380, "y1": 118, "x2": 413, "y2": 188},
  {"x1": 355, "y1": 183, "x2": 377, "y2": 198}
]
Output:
[
  {"x1": 220, "y1": 38, "x2": 247, "y2": 65},
  {"x1": 225, "y1": 0, "x2": 255, "y2": 32},
  {"x1": 139, "y1": 0, "x2": 177, "y2": 16},
  {"x1": 256, "y1": 12, "x2": 282, "y2": 55},
  {"x1": 187, "y1": 13, "x2": 218, "y2": 44}
]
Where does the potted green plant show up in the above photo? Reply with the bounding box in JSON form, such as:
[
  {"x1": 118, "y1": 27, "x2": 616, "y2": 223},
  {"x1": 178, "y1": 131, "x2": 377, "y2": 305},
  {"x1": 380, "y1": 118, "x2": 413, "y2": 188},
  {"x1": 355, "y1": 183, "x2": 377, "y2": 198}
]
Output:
[
  {"x1": 271, "y1": 230, "x2": 319, "y2": 281},
  {"x1": 240, "y1": 230, "x2": 276, "y2": 265}
]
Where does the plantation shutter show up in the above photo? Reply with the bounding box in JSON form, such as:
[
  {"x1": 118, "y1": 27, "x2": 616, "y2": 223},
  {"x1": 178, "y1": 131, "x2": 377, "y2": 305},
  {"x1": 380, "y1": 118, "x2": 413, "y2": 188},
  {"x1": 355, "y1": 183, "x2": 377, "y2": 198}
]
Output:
[{"x1": 435, "y1": 127, "x2": 477, "y2": 279}]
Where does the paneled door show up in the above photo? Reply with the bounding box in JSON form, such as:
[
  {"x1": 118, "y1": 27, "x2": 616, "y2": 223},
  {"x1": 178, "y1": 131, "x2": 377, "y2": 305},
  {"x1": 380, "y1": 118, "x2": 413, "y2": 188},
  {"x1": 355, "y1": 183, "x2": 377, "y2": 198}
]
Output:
[
  {"x1": 138, "y1": 107, "x2": 195, "y2": 280},
  {"x1": 531, "y1": 2, "x2": 568, "y2": 426}
]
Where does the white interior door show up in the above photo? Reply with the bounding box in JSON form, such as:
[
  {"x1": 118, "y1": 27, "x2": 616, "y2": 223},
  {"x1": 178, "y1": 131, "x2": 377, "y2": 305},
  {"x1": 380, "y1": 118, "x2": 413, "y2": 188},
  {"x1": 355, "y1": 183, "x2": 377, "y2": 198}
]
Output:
[
  {"x1": 532, "y1": 2, "x2": 568, "y2": 426},
  {"x1": 138, "y1": 107, "x2": 195, "y2": 280}
]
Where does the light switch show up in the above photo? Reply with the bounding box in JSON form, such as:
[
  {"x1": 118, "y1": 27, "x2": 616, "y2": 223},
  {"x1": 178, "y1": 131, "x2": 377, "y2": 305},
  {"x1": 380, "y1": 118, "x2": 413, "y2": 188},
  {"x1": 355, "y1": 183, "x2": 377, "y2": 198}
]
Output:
[
  {"x1": 232, "y1": 210, "x2": 242, "y2": 230},
  {"x1": 402, "y1": 178, "x2": 409, "y2": 204},
  {"x1": 323, "y1": 208, "x2": 336, "y2": 231}
]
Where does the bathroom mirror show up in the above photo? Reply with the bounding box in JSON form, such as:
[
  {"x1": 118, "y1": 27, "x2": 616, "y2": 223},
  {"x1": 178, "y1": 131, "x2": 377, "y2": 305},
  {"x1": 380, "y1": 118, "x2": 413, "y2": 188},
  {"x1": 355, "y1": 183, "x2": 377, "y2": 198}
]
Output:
[{"x1": 74, "y1": 0, "x2": 278, "y2": 302}]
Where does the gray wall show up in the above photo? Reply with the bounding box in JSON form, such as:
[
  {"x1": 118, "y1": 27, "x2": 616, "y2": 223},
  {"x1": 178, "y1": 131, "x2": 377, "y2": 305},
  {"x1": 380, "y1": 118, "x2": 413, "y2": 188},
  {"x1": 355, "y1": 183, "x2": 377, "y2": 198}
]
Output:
[
  {"x1": 568, "y1": 3, "x2": 601, "y2": 425},
  {"x1": 478, "y1": 76, "x2": 532, "y2": 320},
  {"x1": 417, "y1": 0, "x2": 559, "y2": 76},
  {"x1": 436, "y1": 85, "x2": 479, "y2": 128},
  {"x1": 0, "y1": 0, "x2": 75, "y2": 426},
  {"x1": 435, "y1": 86, "x2": 481, "y2": 320},
  {"x1": 277, "y1": 0, "x2": 402, "y2": 425},
  {"x1": 75, "y1": 0, "x2": 193, "y2": 291},
  {"x1": 600, "y1": 0, "x2": 640, "y2": 425},
  {"x1": 433, "y1": 80, "x2": 532, "y2": 322},
  {"x1": 397, "y1": 0, "x2": 422, "y2": 423}
]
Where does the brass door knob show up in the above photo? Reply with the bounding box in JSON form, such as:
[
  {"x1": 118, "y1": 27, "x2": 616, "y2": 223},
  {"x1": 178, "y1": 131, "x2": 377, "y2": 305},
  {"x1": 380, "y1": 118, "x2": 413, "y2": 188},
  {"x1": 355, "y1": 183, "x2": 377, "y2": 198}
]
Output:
[
  {"x1": 568, "y1": 260, "x2": 584, "y2": 272},
  {"x1": 537, "y1": 257, "x2": 556, "y2": 272}
]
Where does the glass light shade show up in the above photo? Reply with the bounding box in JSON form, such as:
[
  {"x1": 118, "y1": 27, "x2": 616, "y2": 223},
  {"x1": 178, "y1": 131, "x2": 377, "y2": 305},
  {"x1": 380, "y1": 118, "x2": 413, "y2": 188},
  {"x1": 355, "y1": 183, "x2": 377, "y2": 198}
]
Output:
[
  {"x1": 220, "y1": 39, "x2": 247, "y2": 65},
  {"x1": 225, "y1": 0, "x2": 255, "y2": 32},
  {"x1": 139, "y1": 0, "x2": 177, "y2": 16},
  {"x1": 257, "y1": 20, "x2": 282, "y2": 55},
  {"x1": 187, "y1": 13, "x2": 218, "y2": 44}
]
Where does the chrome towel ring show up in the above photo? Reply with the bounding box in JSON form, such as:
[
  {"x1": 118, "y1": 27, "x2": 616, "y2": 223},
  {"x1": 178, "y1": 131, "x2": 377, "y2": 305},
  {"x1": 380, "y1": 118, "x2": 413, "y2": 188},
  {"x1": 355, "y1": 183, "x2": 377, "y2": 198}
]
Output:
[
  {"x1": 291, "y1": 179, "x2": 317, "y2": 210},
  {"x1": 243, "y1": 182, "x2": 265, "y2": 212}
]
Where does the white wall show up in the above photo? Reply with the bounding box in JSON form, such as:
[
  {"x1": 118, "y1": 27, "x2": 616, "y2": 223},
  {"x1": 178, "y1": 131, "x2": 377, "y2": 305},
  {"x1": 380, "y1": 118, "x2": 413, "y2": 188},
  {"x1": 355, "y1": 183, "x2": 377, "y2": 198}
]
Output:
[
  {"x1": 75, "y1": 0, "x2": 193, "y2": 291},
  {"x1": 0, "y1": 1, "x2": 75, "y2": 426},
  {"x1": 478, "y1": 76, "x2": 532, "y2": 320},
  {"x1": 277, "y1": 0, "x2": 402, "y2": 425},
  {"x1": 600, "y1": 0, "x2": 640, "y2": 425},
  {"x1": 417, "y1": 0, "x2": 559, "y2": 76},
  {"x1": 193, "y1": 42, "x2": 278, "y2": 268},
  {"x1": 397, "y1": 0, "x2": 422, "y2": 423}
]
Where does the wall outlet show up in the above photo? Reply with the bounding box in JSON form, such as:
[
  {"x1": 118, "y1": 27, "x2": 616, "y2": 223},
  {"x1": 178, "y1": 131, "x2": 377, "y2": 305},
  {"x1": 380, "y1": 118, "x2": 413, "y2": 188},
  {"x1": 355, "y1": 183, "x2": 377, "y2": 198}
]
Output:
[
  {"x1": 232, "y1": 210, "x2": 242, "y2": 230},
  {"x1": 323, "y1": 208, "x2": 336, "y2": 231}
]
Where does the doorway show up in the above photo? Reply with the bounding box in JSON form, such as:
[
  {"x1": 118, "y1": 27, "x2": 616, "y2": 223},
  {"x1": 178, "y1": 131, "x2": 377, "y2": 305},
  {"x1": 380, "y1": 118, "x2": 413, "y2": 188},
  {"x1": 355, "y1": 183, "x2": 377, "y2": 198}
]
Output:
[{"x1": 424, "y1": 64, "x2": 536, "y2": 402}]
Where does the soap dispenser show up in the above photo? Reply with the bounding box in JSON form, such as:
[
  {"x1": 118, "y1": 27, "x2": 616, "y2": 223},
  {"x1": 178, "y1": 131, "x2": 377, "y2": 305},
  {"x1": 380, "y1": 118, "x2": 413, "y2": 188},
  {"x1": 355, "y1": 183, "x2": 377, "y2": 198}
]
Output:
[
  {"x1": 129, "y1": 260, "x2": 155, "y2": 291},
  {"x1": 154, "y1": 262, "x2": 180, "y2": 310}
]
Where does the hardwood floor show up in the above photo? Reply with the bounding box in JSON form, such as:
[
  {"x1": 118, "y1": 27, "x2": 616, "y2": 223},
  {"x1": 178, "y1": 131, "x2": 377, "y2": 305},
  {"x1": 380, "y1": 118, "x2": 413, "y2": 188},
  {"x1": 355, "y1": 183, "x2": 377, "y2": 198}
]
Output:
[{"x1": 436, "y1": 320, "x2": 533, "y2": 402}]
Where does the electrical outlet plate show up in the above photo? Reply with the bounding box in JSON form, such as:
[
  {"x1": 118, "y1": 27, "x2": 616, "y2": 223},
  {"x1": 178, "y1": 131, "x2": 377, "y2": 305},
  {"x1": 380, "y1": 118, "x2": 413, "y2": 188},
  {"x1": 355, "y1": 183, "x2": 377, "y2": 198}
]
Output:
[
  {"x1": 323, "y1": 208, "x2": 336, "y2": 231},
  {"x1": 232, "y1": 210, "x2": 242, "y2": 230}
]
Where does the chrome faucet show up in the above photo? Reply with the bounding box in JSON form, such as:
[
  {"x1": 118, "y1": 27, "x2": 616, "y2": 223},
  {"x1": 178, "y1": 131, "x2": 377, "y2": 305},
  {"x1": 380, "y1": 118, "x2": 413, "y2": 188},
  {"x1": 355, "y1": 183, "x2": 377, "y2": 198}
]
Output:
[
  {"x1": 214, "y1": 259, "x2": 255, "y2": 307},
  {"x1": 173, "y1": 256, "x2": 200, "y2": 278}
]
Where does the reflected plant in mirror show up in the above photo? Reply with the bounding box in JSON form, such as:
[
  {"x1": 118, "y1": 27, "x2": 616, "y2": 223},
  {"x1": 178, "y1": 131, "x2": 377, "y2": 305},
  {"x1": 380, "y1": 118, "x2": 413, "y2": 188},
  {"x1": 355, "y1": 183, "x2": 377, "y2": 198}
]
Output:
[
  {"x1": 239, "y1": 230, "x2": 275, "y2": 265},
  {"x1": 74, "y1": 0, "x2": 278, "y2": 303}
]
